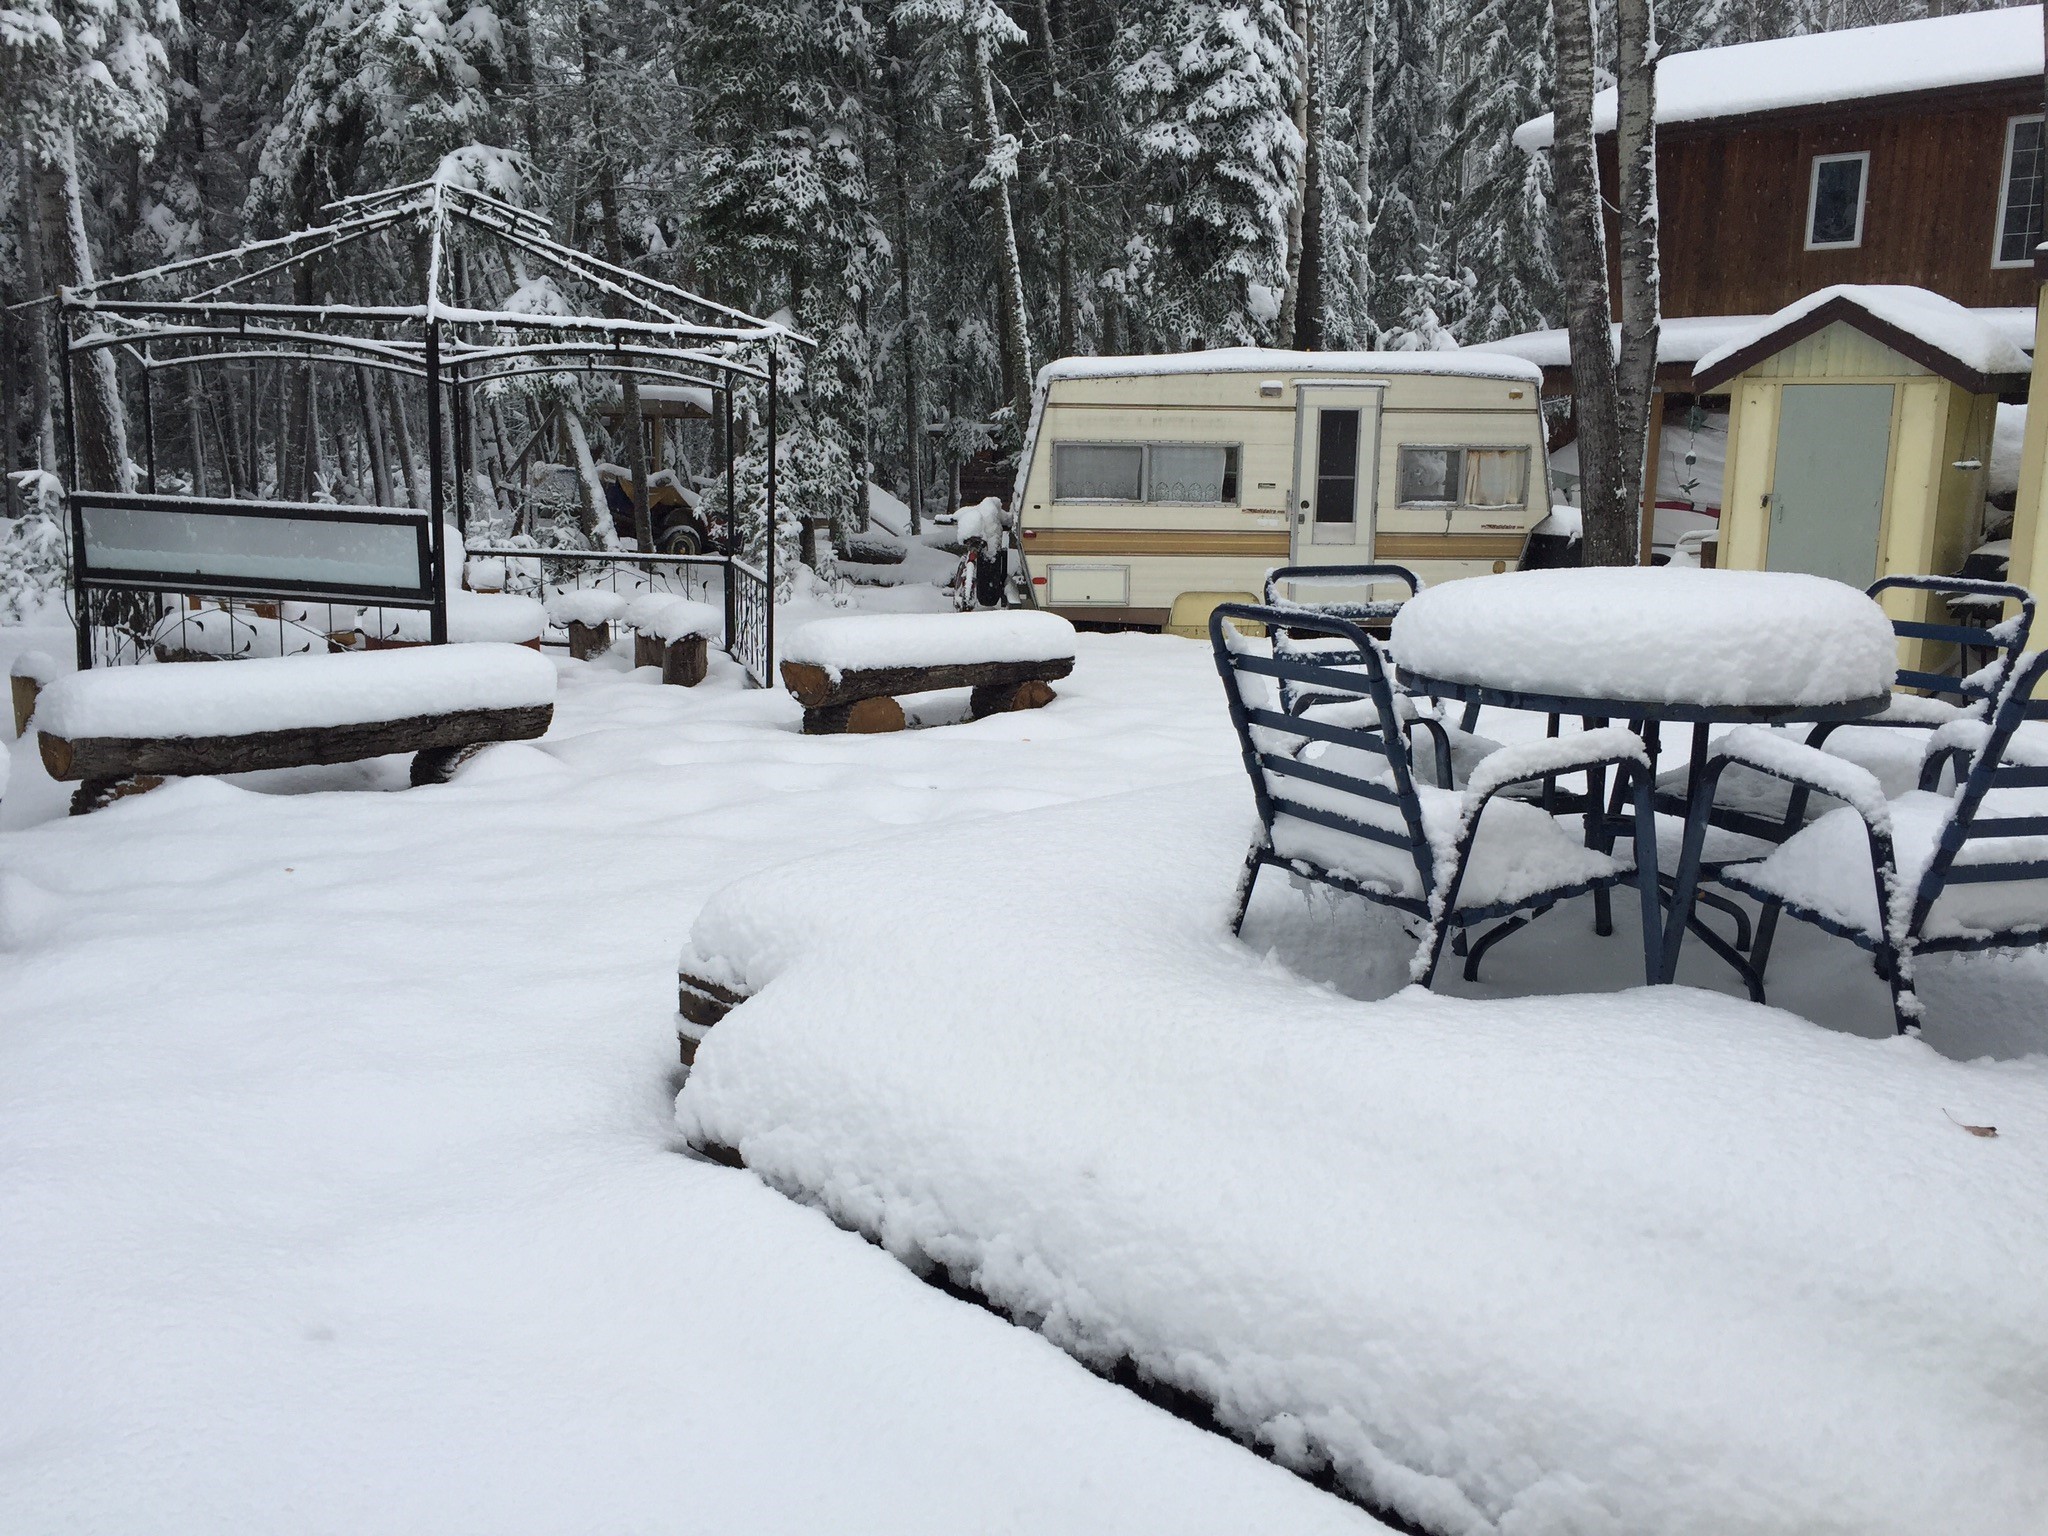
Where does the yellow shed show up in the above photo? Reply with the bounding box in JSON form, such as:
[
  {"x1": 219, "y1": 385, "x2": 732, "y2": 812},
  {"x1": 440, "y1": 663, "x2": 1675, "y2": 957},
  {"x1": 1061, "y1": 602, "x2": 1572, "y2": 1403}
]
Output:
[{"x1": 1693, "y1": 286, "x2": 2029, "y2": 673}]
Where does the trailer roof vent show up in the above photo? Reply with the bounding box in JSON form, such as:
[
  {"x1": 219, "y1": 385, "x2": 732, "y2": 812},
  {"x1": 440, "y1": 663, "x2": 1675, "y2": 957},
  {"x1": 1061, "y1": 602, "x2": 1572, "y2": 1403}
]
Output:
[{"x1": 1259, "y1": 380, "x2": 1284, "y2": 398}]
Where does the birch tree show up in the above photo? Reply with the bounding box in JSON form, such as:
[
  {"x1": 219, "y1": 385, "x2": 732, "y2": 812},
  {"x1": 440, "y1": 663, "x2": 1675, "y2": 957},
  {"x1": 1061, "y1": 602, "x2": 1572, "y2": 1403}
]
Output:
[{"x1": 1611, "y1": 0, "x2": 1662, "y2": 565}]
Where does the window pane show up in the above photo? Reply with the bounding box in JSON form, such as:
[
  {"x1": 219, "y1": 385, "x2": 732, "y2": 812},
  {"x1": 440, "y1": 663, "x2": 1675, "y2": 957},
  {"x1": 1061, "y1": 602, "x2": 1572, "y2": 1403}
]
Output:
[
  {"x1": 79, "y1": 502, "x2": 428, "y2": 596},
  {"x1": 1809, "y1": 157, "x2": 1864, "y2": 246},
  {"x1": 1146, "y1": 444, "x2": 1236, "y2": 503},
  {"x1": 1463, "y1": 448, "x2": 1530, "y2": 508},
  {"x1": 1314, "y1": 412, "x2": 1360, "y2": 524},
  {"x1": 1397, "y1": 446, "x2": 1461, "y2": 505},
  {"x1": 2001, "y1": 118, "x2": 2045, "y2": 264},
  {"x1": 1053, "y1": 443, "x2": 1142, "y2": 501}
]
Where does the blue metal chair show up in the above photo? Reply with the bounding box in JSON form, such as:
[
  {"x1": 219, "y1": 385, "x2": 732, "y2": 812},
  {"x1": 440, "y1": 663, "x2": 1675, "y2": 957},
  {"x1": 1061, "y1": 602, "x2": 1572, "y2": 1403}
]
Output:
[
  {"x1": 1655, "y1": 575, "x2": 2036, "y2": 845},
  {"x1": 1665, "y1": 648, "x2": 2048, "y2": 1033},
  {"x1": 1212, "y1": 603, "x2": 1657, "y2": 987}
]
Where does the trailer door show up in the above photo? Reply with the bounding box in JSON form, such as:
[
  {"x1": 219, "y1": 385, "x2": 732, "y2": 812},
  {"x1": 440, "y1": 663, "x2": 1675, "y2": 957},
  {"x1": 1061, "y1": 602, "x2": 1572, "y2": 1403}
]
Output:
[{"x1": 1289, "y1": 384, "x2": 1384, "y2": 573}]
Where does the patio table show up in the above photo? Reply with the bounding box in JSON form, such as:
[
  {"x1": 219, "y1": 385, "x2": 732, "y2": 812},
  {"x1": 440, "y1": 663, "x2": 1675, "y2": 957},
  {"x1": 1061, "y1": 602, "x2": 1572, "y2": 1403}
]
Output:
[{"x1": 1388, "y1": 567, "x2": 1896, "y2": 986}]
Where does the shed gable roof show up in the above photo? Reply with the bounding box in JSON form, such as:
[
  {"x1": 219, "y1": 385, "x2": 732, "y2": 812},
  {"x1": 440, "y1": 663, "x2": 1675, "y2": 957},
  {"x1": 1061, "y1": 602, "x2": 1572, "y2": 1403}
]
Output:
[{"x1": 1691, "y1": 286, "x2": 2033, "y2": 394}]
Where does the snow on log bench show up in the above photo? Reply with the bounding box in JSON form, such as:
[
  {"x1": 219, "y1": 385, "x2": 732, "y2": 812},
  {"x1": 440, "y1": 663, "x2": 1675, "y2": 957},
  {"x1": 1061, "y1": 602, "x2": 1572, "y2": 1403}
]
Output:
[
  {"x1": 365, "y1": 592, "x2": 547, "y2": 650},
  {"x1": 780, "y1": 612, "x2": 1077, "y2": 734},
  {"x1": 34, "y1": 643, "x2": 556, "y2": 813},
  {"x1": 625, "y1": 594, "x2": 720, "y2": 685},
  {"x1": 546, "y1": 588, "x2": 630, "y2": 660}
]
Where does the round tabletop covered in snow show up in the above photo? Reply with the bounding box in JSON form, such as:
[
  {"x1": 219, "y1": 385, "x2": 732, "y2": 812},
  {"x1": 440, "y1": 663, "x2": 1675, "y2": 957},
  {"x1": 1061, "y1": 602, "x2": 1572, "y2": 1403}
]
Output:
[{"x1": 1389, "y1": 567, "x2": 1896, "y2": 717}]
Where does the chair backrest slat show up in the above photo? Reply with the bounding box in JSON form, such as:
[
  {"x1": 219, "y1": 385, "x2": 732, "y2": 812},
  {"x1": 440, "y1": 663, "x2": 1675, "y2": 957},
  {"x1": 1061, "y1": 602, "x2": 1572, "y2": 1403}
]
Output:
[
  {"x1": 1262, "y1": 750, "x2": 1404, "y2": 806},
  {"x1": 1212, "y1": 602, "x2": 1434, "y2": 892},
  {"x1": 1866, "y1": 575, "x2": 2035, "y2": 704},
  {"x1": 1909, "y1": 646, "x2": 2048, "y2": 938}
]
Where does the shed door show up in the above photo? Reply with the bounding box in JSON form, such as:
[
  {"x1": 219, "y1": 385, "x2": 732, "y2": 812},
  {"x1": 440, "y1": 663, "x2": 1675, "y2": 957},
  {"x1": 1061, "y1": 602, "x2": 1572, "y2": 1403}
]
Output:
[
  {"x1": 1290, "y1": 385, "x2": 1382, "y2": 565},
  {"x1": 1767, "y1": 383, "x2": 1892, "y2": 589}
]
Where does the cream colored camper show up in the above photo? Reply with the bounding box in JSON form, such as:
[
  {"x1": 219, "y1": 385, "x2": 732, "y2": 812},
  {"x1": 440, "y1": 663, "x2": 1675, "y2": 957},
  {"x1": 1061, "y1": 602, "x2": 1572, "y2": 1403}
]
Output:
[{"x1": 1011, "y1": 348, "x2": 1552, "y2": 629}]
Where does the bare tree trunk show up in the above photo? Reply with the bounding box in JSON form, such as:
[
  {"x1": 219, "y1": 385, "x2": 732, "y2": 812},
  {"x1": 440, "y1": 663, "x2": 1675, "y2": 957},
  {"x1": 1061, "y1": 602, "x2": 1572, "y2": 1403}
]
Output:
[
  {"x1": 964, "y1": 32, "x2": 1034, "y2": 436},
  {"x1": 386, "y1": 372, "x2": 421, "y2": 508},
  {"x1": 1552, "y1": 0, "x2": 1627, "y2": 566},
  {"x1": 356, "y1": 367, "x2": 394, "y2": 505},
  {"x1": 15, "y1": 137, "x2": 58, "y2": 471},
  {"x1": 186, "y1": 375, "x2": 210, "y2": 497},
  {"x1": 1293, "y1": 0, "x2": 1326, "y2": 350},
  {"x1": 1612, "y1": 0, "x2": 1662, "y2": 567},
  {"x1": 1035, "y1": 0, "x2": 1078, "y2": 359},
  {"x1": 1351, "y1": 8, "x2": 1376, "y2": 340},
  {"x1": 580, "y1": 9, "x2": 656, "y2": 551},
  {"x1": 887, "y1": 21, "x2": 925, "y2": 533},
  {"x1": 34, "y1": 131, "x2": 130, "y2": 491},
  {"x1": 1277, "y1": 0, "x2": 1312, "y2": 344}
]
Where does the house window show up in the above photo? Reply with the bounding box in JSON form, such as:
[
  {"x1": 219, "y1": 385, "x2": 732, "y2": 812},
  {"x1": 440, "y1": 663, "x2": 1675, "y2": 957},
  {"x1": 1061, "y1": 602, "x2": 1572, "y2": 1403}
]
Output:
[
  {"x1": 1051, "y1": 442, "x2": 1240, "y2": 504},
  {"x1": 1996, "y1": 115, "x2": 2045, "y2": 268},
  {"x1": 1806, "y1": 151, "x2": 1869, "y2": 250}
]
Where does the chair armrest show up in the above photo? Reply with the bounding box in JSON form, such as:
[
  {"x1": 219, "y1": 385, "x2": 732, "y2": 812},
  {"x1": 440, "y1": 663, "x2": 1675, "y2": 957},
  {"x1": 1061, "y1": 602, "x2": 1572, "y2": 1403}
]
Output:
[
  {"x1": 1461, "y1": 725, "x2": 1647, "y2": 808},
  {"x1": 1708, "y1": 726, "x2": 1891, "y2": 827}
]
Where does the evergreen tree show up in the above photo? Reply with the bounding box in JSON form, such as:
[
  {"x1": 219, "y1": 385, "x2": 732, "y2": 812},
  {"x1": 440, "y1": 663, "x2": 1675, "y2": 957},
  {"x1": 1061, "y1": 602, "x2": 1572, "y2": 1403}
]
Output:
[
  {"x1": 1117, "y1": 0, "x2": 1304, "y2": 349},
  {"x1": 1449, "y1": 0, "x2": 1559, "y2": 341}
]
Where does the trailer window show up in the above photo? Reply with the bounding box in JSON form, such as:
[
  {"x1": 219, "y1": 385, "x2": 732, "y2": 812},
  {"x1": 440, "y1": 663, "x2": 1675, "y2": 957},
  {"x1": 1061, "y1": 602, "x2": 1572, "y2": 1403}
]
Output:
[
  {"x1": 1051, "y1": 442, "x2": 1240, "y2": 503},
  {"x1": 1396, "y1": 446, "x2": 1461, "y2": 506},
  {"x1": 1054, "y1": 444, "x2": 1143, "y2": 501},
  {"x1": 1147, "y1": 445, "x2": 1239, "y2": 504},
  {"x1": 1463, "y1": 448, "x2": 1530, "y2": 508}
]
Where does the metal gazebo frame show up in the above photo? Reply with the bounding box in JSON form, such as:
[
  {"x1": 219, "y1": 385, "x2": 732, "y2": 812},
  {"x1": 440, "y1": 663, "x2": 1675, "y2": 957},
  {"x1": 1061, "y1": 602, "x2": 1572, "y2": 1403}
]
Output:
[{"x1": 55, "y1": 175, "x2": 807, "y2": 682}]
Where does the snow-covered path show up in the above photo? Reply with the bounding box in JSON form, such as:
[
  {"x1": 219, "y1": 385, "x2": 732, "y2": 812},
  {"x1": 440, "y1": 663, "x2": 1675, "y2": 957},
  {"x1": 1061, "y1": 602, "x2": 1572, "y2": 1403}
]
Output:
[{"x1": 0, "y1": 635, "x2": 1379, "y2": 1535}]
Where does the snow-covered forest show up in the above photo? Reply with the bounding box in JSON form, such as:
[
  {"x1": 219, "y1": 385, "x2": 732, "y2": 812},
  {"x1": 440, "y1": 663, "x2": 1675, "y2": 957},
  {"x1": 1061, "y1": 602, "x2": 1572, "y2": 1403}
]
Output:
[{"x1": 0, "y1": 0, "x2": 2023, "y2": 537}]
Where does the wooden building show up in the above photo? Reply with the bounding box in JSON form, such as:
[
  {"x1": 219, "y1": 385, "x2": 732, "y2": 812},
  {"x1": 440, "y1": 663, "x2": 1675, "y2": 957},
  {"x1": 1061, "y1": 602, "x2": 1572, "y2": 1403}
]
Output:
[{"x1": 1491, "y1": 7, "x2": 2042, "y2": 563}]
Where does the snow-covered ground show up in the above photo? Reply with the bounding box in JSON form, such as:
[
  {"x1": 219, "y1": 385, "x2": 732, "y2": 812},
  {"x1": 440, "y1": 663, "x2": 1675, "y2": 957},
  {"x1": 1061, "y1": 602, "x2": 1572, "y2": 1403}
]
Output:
[
  {"x1": 3, "y1": 592, "x2": 2045, "y2": 1532},
  {"x1": 0, "y1": 613, "x2": 1383, "y2": 1536}
]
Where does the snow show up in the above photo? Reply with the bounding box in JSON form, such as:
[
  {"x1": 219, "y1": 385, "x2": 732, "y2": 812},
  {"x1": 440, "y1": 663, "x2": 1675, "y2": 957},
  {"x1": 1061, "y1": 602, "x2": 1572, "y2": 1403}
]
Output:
[
  {"x1": 33, "y1": 643, "x2": 556, "y2": 741},
  {"x1": 866, "y1": 481, "x2": 914, "y2": 537},
  {"x1": 11, "y1": 649, "x2": 60, "y2": 685},
  {"x1": 1528, "y1": 503, "x2": 1580, "y2": 540},
  {"x1": 1993, "y1": 403, "x2": 2027, "y2": 500},
  {"x1": 1711, "y1": 724, "x2": 1892, "y2": 821},
  {"x1": 674, "y1": 772, "x2": 2048, "y2": 1536},
  {"x1": 1693, "y1": 286, "x2": 2034, "y2": 386},
  {"x1": 636, "y1": 382, "x2": 715, "y2": 414},
  {"x1": 781, "y1": 611, "x2": 1076, "y2": 678},
  {"x1": 1037, "y1": 346, "x2": 1543, "y2": 388},
  {"x1": 0, "y1": 627, "x2": 1388, "y2": 1536},
  {"x1": 1389, "y1": 568, "x2": 1897, "y2": 709},
  {"x1": 367, "y1": 592, "x2": 547, "y2": 646},
  {"x1": 1479, "y1": 314, "x2": 1767, "y2": 370},
  {"x1": 623, "y1": 594, "x2": 721, "y2": 643},
  {"x1": 545, "y1": 588, "x2": 631, "y2": 628},
  {"x1": 952, "y1": 495, "x2": 1007, "y2": 545},
  {"x1": 1513, "y1": 4, "x2": 2046, "y2": 150}
]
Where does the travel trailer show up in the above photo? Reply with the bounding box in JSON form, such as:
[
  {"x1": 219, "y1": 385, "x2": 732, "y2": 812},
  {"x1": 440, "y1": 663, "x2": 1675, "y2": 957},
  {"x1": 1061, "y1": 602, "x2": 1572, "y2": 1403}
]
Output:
[{"x1": 1010, "y1": 349, "x2": 1553, "y2": 629}]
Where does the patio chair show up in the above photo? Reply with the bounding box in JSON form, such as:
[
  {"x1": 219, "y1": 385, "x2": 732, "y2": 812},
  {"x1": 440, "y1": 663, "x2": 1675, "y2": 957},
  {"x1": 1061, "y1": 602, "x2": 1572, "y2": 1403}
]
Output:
[
  {"x1": 1212, "y1": 603, "x2": 1655, "y2": 987},
  {"x1": 1665, "y1": 648, "x2": 2048, "y2": 1034},
  {"x1": 1654, "y1": 575, "x2": 2036, "y2": 844}
]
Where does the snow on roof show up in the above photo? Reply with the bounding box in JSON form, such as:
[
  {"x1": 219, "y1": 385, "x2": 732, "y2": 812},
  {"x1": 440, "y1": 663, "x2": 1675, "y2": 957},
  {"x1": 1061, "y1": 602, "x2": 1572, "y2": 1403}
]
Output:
[
  {"x1": 1514, "y1": 5, "x2": 2044, "y2": 151},
  {"x1": 1479, "y1": 315, "x2": 1772, "y2": 370},
  {"x1": 638, "y1": 383, "x2": 715, "y2": 412},
  {"x1": 1039, "y1": 347, "x2": 1543, "y2": 389},
  {"x1": 1693, "y1": 285, "x2": 2035, "y2": 392}
]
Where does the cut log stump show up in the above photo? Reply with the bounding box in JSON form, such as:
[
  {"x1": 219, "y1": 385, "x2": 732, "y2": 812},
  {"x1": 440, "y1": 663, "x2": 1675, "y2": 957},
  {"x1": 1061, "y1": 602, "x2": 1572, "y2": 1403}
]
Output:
[
  {"x1": 634, "y1": 631, "x2": 664, "y2": 670},
  {"x1": 677, "y1": 967, "x2": 750, "y2": 1066},
  {"x1": 568, "y1": 620, "x2": 612, "y2": 660},
  {"x1": 662, "y1": 634, "x2": 709, "y2": 687},
  {"x1": 71, "y1": 775, "x2": 164, "y2": 816},
  {"x1": 802, "y1": 696, "x2": 907, "y2": 735},
  {"x1": 12, "y1": 675, "x2": 40, "y2": 738},
  {"x1": 969, "y1": 678, "x2": 1058, "y2": 718}
]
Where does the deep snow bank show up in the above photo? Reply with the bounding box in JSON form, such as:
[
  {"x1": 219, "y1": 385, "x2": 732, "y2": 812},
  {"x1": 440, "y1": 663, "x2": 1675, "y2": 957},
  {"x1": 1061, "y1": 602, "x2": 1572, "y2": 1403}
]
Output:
[{"x1": 676, "y1": 775, "x2": 2048, "y2": 1536}]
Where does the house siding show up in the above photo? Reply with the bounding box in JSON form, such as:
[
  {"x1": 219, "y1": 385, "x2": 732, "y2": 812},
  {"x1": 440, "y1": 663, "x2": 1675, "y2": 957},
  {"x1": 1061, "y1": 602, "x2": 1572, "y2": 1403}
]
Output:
[{"x1": 1599, "y1": 82, "x2": 2040, "y2": 317}]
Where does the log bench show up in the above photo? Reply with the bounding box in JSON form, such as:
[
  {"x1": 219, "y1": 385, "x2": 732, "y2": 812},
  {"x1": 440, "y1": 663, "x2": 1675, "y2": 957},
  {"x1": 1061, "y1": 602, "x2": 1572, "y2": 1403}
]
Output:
[
  {"x1": 34, "y1": 644, "x2": 556, "y2": 814},
  {"x1": 779, "y1": 611, "x2": 1077, "y2": 735}
]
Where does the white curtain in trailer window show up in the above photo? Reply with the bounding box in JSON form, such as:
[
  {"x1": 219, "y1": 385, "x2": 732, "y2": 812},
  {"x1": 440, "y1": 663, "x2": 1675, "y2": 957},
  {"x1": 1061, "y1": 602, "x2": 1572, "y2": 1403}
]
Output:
[
  {"x1": 1463, "y1": 448, "x2": 1529, "y2": 508},
  {"x1": 1145, "y1": 445, "x2": 1232, "y2": 503}
]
